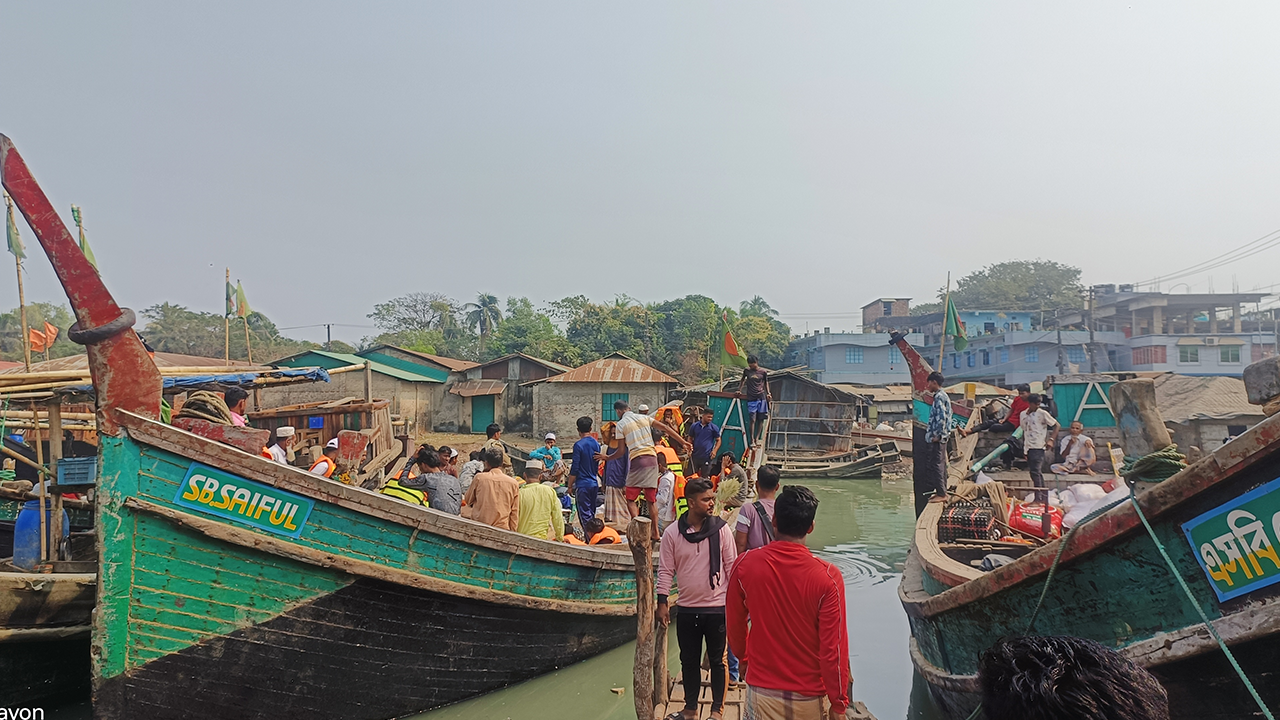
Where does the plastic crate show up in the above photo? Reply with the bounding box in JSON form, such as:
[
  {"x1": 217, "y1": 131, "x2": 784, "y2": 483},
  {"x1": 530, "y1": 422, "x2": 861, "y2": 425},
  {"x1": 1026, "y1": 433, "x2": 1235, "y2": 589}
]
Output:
[{"x1": 57, "y1": 456, "x2": 98, "y2": 487}]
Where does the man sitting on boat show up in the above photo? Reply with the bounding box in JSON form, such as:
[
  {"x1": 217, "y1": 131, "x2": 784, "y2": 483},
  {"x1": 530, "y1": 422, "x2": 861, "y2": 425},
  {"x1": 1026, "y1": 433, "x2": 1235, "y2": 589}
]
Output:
[
  {"x1": 463, "y1": 446, "x2": 520, "y2": 530},
  {"x1": 401, "y1": 447, "x2": 463, "y2": 515},
  {"x1": 264, "y1": 426, "x2": 295, "y2": 466},
  {"x1": 961, "y1": 384, "x2": 1031, "y2": 471},
  {"x1": 516, "y1": 459, "x2": 565, "y2": 541},
  {"x1": 309, "y1": 438, "x2": 340, "y2": 478},
  {"x1": 1050, "y1": 421, "x2": 1097, "y2": 476},
  {"x1": 528, "y1": 433, "x2": 568, "y2": 483}
]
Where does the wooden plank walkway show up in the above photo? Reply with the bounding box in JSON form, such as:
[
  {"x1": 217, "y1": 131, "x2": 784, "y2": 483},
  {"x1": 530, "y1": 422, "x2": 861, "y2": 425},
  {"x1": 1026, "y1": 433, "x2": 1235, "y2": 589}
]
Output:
[{"x1": 654, "y1": 671, "x2": 876, "y2": 719}]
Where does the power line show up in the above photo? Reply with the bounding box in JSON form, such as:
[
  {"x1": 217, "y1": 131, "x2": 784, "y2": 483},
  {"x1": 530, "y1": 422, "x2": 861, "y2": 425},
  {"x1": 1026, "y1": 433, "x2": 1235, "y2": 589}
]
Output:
[{"x1": 1134, "y1": 226, "x2": 1280, "y2": 288}]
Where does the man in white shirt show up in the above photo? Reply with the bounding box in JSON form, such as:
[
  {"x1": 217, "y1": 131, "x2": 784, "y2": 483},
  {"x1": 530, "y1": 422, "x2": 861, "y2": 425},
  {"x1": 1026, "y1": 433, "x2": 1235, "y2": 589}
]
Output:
[
  {"x1": 1018, "y1": 395, "x2": 1059, "y2": 488},
  {"x1": 1051, "y1": 421, "x2": 1097, "y2": 475},
  {"x1": 265, "y1": 426, "x2": 295, "y2": 465}
]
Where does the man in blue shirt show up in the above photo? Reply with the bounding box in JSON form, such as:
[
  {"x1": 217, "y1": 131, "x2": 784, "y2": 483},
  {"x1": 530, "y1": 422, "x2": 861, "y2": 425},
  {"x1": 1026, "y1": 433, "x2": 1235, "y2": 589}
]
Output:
[
  {"x1": 567, "y1": 417, "x2": 602, "y2": 527},
  {"x1": 528, "y1": 432, "x2": 566, "y2": 482},
  {"x1": 915, "y1": 371, "x2": 953, "y2": 517},
  {"x1": 689, "y1": 407, "x2": 722, "y2": 478}
]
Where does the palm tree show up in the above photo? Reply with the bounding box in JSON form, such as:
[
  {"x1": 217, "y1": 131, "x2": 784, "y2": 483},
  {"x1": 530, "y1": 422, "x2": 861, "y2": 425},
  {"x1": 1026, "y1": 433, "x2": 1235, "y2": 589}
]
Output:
[
  {"x1": 464, "y1": 293, "x2": 503, "y2": 356},
  {"x1": 739, "y1": 295, "x2": 778, "y2": 319}
]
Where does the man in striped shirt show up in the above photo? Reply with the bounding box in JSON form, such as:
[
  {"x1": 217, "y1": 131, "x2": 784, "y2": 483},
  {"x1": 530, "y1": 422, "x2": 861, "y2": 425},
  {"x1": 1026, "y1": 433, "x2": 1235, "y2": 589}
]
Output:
[{"x1": 598, "y1": 399, "x2": 689, "y2": 541}]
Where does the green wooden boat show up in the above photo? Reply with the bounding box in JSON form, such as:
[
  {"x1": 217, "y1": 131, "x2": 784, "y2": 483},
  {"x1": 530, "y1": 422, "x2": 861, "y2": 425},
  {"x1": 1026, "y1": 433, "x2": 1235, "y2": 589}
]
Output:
[
  {"x1": 894, "y1": 336, "x2": 1280, "y2": 719},
  {"x1": 1, "y1": 133, "x2": 639, "y2": 720}
]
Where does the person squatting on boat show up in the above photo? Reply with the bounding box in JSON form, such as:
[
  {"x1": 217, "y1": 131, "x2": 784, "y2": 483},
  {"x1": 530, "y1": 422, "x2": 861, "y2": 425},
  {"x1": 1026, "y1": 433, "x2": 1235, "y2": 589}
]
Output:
[
  {"x1": 309, "y1": 438, "x2": 339, "y2": 478},
  {"x1": 979, "y1": 635, "x2": 1168, "y2": 720},
  {"x1": 916, "y1": 372, "x2": 952, "y2": 516},
  {"x1": 1019, "y1": 394, "x2": 1059, "y2": 489},
  {"x1": 1050, "y1": 421, "x2": 1097, "y2": 475},
  {"x1": 464, "y1": 446, "x2": 521, "y2": 530},
  {"x1": 727, "y1": 484, "x2": 852, "y2": 720},
  {"x1": 657, "y1": 477, "x2": 738, "y2": 720},
  {"x1": 528, "y1": 432, "x2": 568, "y2": 483},
  {"x1": 516, "y1": 459, "x2": 565, "y2": 541}
]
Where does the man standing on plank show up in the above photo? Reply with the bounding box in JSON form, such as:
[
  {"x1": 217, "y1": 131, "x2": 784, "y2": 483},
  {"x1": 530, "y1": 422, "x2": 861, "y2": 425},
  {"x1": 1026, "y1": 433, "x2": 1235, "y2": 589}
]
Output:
[
  {"x1": 598, "y1": 399, "x2": 689, "y2": 541},
  {"x1": 727, "y1": 485, "x2": 851, "y2": 720}
]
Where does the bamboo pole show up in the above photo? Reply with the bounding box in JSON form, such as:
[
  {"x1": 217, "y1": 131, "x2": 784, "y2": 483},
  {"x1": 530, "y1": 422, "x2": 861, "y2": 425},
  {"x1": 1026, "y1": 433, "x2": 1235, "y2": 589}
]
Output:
[
  {"x1": 225, "y1": 268, "x2": 231, "y2": 363},
  {"x1": 652, "y1": 610, "x2": 669, "y2": 709},
  {"x1": 47, "y1": 398, "x2": 63, "y2": 562},
  {"x1": 0, "y1": 410, "x2": 96, "y2": 420},
  {"x1": 7, "y1": 193, "x2": 31, "y2": 372},
  {"x1": 242, "y1": 316, "x2": 254, "y2": 365},
  {"x1": 33, "y1": 402, "x2": 46, "y2": 563},
  {"x1": 939, "y1": 271, "x2": 950, "y2": 370},
  {"x1": 628, "y1": 516, "x2": 655, "y2": 720}
]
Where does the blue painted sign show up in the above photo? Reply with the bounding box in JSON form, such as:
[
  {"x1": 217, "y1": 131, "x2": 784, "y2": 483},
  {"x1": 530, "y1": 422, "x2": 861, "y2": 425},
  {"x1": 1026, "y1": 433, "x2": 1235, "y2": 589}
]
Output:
[
  {"x1": 1183, "y1": 475, "x2": 1280, "y2": 602},
  {"x1": 174, "y1": 462, "x2": 314, "y2": 538}
]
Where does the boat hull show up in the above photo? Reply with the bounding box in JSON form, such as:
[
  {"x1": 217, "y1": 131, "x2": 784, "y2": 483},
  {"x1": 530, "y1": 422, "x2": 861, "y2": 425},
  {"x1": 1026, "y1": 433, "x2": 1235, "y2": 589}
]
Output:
[
  {"x1": 93, "y1": 414, "x2": 640, "y2": 720},
  {"x1": 94, "y1": 576, "x2": 633, "y2": 720},
  {"x1": 902, "y1": 411, "x2": 1280, "y2": 720}
]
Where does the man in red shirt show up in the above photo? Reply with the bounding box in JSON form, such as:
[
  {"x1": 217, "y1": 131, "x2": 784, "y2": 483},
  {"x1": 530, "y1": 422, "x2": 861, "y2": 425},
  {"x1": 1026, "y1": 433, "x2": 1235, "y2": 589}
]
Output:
[
  {"x1": 726, "y1": 485, "x2": 851, "y2": 719},
  {"x1": 963, "y1": 384, "x2": 1031, "y2": 470}
]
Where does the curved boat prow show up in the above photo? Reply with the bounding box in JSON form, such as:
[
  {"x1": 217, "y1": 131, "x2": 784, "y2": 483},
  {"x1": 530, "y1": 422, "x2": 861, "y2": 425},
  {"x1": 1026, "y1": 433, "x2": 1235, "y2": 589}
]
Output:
[
  {"x1": 889, "y1": 331, "x2": 936, "y2": 394},
  {"x1": 0, "y1": 134, "x2": 162, "y2": 435}
]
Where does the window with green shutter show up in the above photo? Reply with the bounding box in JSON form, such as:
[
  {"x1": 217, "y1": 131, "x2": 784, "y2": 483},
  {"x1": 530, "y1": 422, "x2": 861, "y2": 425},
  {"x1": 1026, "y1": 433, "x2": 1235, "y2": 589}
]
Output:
[{"x1": 602, "y1": 393, "x2": 629, "y2": 422}]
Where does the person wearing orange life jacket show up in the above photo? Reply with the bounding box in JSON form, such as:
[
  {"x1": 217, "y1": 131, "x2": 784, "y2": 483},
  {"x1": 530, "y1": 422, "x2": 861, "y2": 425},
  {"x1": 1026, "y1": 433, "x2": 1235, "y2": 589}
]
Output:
[
  {"x1": 263, "y1": 426, "x2": 295, "y2": 465},
  {"x1": 309, "y1": 438, "x2": 340, "y2": 478}
]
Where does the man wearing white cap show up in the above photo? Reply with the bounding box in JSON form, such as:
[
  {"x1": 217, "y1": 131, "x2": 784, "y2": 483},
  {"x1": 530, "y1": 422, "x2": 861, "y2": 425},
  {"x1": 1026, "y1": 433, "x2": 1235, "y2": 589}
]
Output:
[
  {"x1": 264, "y1": 426, "x2": 295, "y2": 466},
  {"x1": 528, "y1": 433, "x2": 566, "y2": 483},
  {"x1": 638, "y1": 404, "x2": 650, "y2": 415},
  {"x1": 309, "y1": 438, "x2": 340, "y2": 478}
]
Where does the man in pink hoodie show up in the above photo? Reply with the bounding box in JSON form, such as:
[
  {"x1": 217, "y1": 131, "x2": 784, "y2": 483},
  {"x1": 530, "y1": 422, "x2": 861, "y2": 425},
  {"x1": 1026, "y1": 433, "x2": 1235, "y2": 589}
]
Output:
[{"x1": 657, "y1": 477, "x2": 738, "y2": 720}]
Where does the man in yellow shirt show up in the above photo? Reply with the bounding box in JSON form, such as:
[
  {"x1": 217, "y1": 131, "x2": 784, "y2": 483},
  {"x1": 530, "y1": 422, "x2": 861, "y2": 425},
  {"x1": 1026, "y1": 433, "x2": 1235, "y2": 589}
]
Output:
[{"x1": 516, "y1": 460, "x2": 565, "y2": 541}]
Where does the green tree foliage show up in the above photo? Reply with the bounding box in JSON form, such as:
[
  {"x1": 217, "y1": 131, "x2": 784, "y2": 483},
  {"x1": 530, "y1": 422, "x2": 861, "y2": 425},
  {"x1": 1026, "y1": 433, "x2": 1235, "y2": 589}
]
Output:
[
  {"x1": 0, "y1": 302, "x2": 79, "y2": 361},
  {"x1": 464, "y1": 293, "x2": 503, "y2": 357},
  {"x1": 911, "y1": 260, "x2": 1084, "y2": 314},
  {"x1": 138, "y1": 303, "x2": 318, "y2": 363},
  {"x1": 485, "y1": 298, "x2": 581, "y2": 365},
  {"x1": 367, "y1": 292, "x2": 473, "y2": 358}
]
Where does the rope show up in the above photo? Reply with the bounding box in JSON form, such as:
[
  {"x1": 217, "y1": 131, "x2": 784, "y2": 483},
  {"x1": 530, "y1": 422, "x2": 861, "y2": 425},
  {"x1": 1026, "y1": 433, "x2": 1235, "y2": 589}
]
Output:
[
  {"x1": 1127, "y1": 489, "x2": 1275, "y2": 719},
  {"x1": 1119, "y1": 443, "x2": 1187, "y2": 483}
]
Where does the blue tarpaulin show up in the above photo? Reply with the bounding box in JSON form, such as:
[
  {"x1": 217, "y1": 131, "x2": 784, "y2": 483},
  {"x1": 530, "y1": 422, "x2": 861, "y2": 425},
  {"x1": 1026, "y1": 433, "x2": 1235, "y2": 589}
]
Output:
[{"x1": 58, "y1": 367, "x2": 331, "y2": 395}]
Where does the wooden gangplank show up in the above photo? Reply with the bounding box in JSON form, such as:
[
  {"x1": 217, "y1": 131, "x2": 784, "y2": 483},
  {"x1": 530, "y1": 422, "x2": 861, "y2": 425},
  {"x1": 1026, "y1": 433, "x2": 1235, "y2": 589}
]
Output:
[{"x1": 654, "y1": 671, "x2": 876, "y2": 720}]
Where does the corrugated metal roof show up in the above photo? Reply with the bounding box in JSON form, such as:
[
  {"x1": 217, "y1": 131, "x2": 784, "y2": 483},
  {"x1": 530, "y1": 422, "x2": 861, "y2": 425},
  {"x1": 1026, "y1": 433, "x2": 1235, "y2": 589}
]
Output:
[
  {"x1": 273, "y1": 350, "x2": 442, "y2": 383},
  {"x1": 1154, "y1": 374, "x2": 1265, "y2": 424},
  {"x1": 449, "y1": 379, "x2": 507, "y2": 397},
  {"x1": 547, "y1": 353, "x2": 678, "y2": 384},
  {"x1": 361, "y1": 345, "x2": 478, "y2": 373},
  {"x1": 475, "y1": 352, "x2": 573, "y2": 375}
]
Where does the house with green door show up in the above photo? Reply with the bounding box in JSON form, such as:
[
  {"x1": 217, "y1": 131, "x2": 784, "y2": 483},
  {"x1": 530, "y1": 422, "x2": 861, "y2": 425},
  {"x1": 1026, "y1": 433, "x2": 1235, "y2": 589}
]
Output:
[
  {"x1": 453, "y1": 353, "x2": 572, "y2": 434},
  {"x1": 532, "y1": 353, "x2": 678, "y2": 441}
]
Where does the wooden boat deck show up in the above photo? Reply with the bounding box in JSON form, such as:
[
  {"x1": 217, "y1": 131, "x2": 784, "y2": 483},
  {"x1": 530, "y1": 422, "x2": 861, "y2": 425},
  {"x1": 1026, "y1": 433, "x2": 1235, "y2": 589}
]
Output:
[{"x1": 655, "y1": 670, "x2": 876, "y2": 719}]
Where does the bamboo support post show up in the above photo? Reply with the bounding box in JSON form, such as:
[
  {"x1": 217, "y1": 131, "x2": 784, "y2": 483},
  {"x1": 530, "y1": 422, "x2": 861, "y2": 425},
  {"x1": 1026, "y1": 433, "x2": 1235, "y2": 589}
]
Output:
[
  {"x1": 33, "y1": 403, "x2": 46, "y2": 564},
  {"x1": 628, "y1": 516, "x2": 655, "y2": 720},
  {"x1": 1109, "y1": 379, "x2": 1172, "y2": 457},
  {"x1": 652, "y1": 612, "x2": 669, "y2": 709},
  {"x1": 47, "y1": 398, "x2": 63, "y2": 561},
  {"x1": 363, "y1": 361, "x2": 373, "y2": 403}
]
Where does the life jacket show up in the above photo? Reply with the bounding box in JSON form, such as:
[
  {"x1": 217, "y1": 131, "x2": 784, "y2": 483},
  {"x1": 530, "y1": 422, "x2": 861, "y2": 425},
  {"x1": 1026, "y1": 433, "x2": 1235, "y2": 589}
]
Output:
[
  {"x1": 673, "y1": 473, "x2": 692, "y2": 518},
  {"x1": 309, "y1": 456, "x2": 337, "y2": 478},
  {"x1": 381, "y1": 478, "x2": 428, "y2": 507},
  {"x1": 588, "y1": 526, "x2": 622, "y2": 545},
  {"x1": 563, "y1": 533, "x2": 587, "y2": 545},
  {"x1": 261, "y1": 447, "x2": 273, "y2": 460},
  {"x1": 656, "y1": 445, "x2": 685, "y2": 478}
]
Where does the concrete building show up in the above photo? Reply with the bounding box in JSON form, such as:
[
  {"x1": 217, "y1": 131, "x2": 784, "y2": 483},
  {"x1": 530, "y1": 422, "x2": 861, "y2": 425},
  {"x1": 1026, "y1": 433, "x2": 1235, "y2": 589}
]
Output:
[
  {"x1": 1059, "y1": 289, "x2": 1276, "y2": 378},
  {"x1": 266, "y1": 350, "x2": 444, "y2": 433},
  {"x1": 785, "y1": 331, "x2": 924, "y2": 385},
  {"x1": 861, "y1": 298, "x2": 912, "y2": 330},
  {"x1": 354, "y1": 345, "x2": 479, "y2": 432},
  {"x1": 451, "y1": 353, "x2": 572, "y2": 435},
  {"x1": 929, "y1": 330, "x2": 1129, "y2": 387},
  {"x1": 532, "y1": 353, "x2": 678, "y2": 441},
  {"x1": 1154, "y1": 374, "x2": 1267, "y2": 454}
]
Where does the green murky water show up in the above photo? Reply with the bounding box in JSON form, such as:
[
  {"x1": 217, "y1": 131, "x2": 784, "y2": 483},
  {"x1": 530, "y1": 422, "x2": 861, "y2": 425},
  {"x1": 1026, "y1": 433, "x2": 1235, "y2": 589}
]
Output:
[{"x1": 415, "y1": 477, "x2": 944, "y2": 720}]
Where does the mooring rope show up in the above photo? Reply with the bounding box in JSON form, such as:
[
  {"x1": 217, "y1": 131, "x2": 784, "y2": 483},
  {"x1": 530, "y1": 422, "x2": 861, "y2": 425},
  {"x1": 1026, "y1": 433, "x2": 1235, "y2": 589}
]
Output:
[{"x1": 1119, "y1": 443, "x2": 1187, "y2": 483}]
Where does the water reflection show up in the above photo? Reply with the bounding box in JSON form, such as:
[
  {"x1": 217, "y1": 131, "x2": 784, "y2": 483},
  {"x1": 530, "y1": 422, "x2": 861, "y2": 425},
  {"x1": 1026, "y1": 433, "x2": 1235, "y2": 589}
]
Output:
[{"x1": 417, "y1": 477, "x2": 944, "y2": 720}]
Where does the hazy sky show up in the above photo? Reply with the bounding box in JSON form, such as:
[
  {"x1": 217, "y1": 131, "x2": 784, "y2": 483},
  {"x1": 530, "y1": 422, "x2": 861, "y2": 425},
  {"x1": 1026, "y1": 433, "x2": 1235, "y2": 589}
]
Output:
[{"x1": 4, "y1": 2, "x2": 1279, "y2": 345}]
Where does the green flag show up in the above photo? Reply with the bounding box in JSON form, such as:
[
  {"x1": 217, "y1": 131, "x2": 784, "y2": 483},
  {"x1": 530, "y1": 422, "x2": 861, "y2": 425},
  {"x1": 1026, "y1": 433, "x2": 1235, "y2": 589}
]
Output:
[
  {"x1": 225, "y1": 281, "x2": 236, "y2": 316},
  {"x1": 720, "y1": 311, "x2": 749, "y2": 369},
  {"x1": 71, "y1": 205, "x2": 98, "y2": 271},
  {"x1": 236, "y1": 281, "x2": 250, "y2": 318},
  {"x1": 944, "y1": 297, "x2": 968, "y2": 352},
  {"x1": 5, "y1": 196, "x2": 24, "y2": 259}
]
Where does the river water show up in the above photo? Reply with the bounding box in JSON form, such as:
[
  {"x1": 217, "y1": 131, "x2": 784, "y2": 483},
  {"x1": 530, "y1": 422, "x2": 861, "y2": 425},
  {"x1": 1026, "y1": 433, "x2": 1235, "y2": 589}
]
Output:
[{"x1": 415, "y1": 477, "x2": 944, "y2": 720}]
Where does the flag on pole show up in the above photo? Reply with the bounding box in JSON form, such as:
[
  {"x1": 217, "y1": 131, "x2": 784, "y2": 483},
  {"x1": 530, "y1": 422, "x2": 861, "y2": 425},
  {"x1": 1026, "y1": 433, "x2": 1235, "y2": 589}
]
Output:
[
  {"x1": 28, "y1": 327, "x2": 48, "y2": 353},
  {"x1": 43, "y1": 321, "x2": 59, "y2": 346},
  {"x1": 70, "y1": 205, "x2": 97, "y2": 271},
  {"x1": 226, "y1": 279, "x2": 236, "y2": 316},
  {"x1": 5, "y1": 195, "x2": 24, "y2": 259},
  {"x1": 944, "y1": 297, "x2": 968, "y2": 352},
  {"x1": 720, "y1": 311, "x2": 749, "y2": 369},
  {"x1": 236, "y1": 281, "x2": 250, "y2": 318}
]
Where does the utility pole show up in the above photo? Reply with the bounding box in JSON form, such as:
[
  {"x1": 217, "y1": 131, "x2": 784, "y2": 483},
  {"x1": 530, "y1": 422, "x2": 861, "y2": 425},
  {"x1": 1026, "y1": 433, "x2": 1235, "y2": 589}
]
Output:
[
  {"x1": 1056, "y1": 310, "x2": 1065, "y2": 375},
  {"x1": 324, "y1": 323, "x2": 333, "y2": 351},
  {"x1": 1087, "y1": 286, "x2": 1098, "y2": 373}
]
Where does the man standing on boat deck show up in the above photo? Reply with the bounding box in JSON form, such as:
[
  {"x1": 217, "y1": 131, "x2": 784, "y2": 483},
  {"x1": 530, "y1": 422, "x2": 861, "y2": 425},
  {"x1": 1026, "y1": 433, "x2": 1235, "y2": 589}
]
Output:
[
  {"x1": 657, "y1": 477, "x2": 737, "y2": 720},
  {"x1": 568, "y1": 416, "x2": 602, "y2": 528},
  {"x1": 741, "y1": 355, "x2": 772, "y2": 447},
  {"x1": 915, "y1": 372, "x2": 951, "y2": 517},
  {"x1": 265, "y1": 426, "x2": 295, "y2": 465},
  {"x1": 516, "y1": 459, "x2": 565, "y2": 541},
  {"x1": 689, "y1": 407, "x2": 723, "y2": 478},
  {"x1": 482, "y1": 423, "x2": 513, "y2": 474},
  {"x1": 1018, "y1": 394, "x2": 1059, "y2": 489},
  {"x1": 598, "y1": 399, "x2": 690, "y2": 541},
  {"x1": 727, "y1": 485, "x2": 851, "y2": 720},
  {"x1": 464, "y1": 446, "x2": 520, "y2": 530}
]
